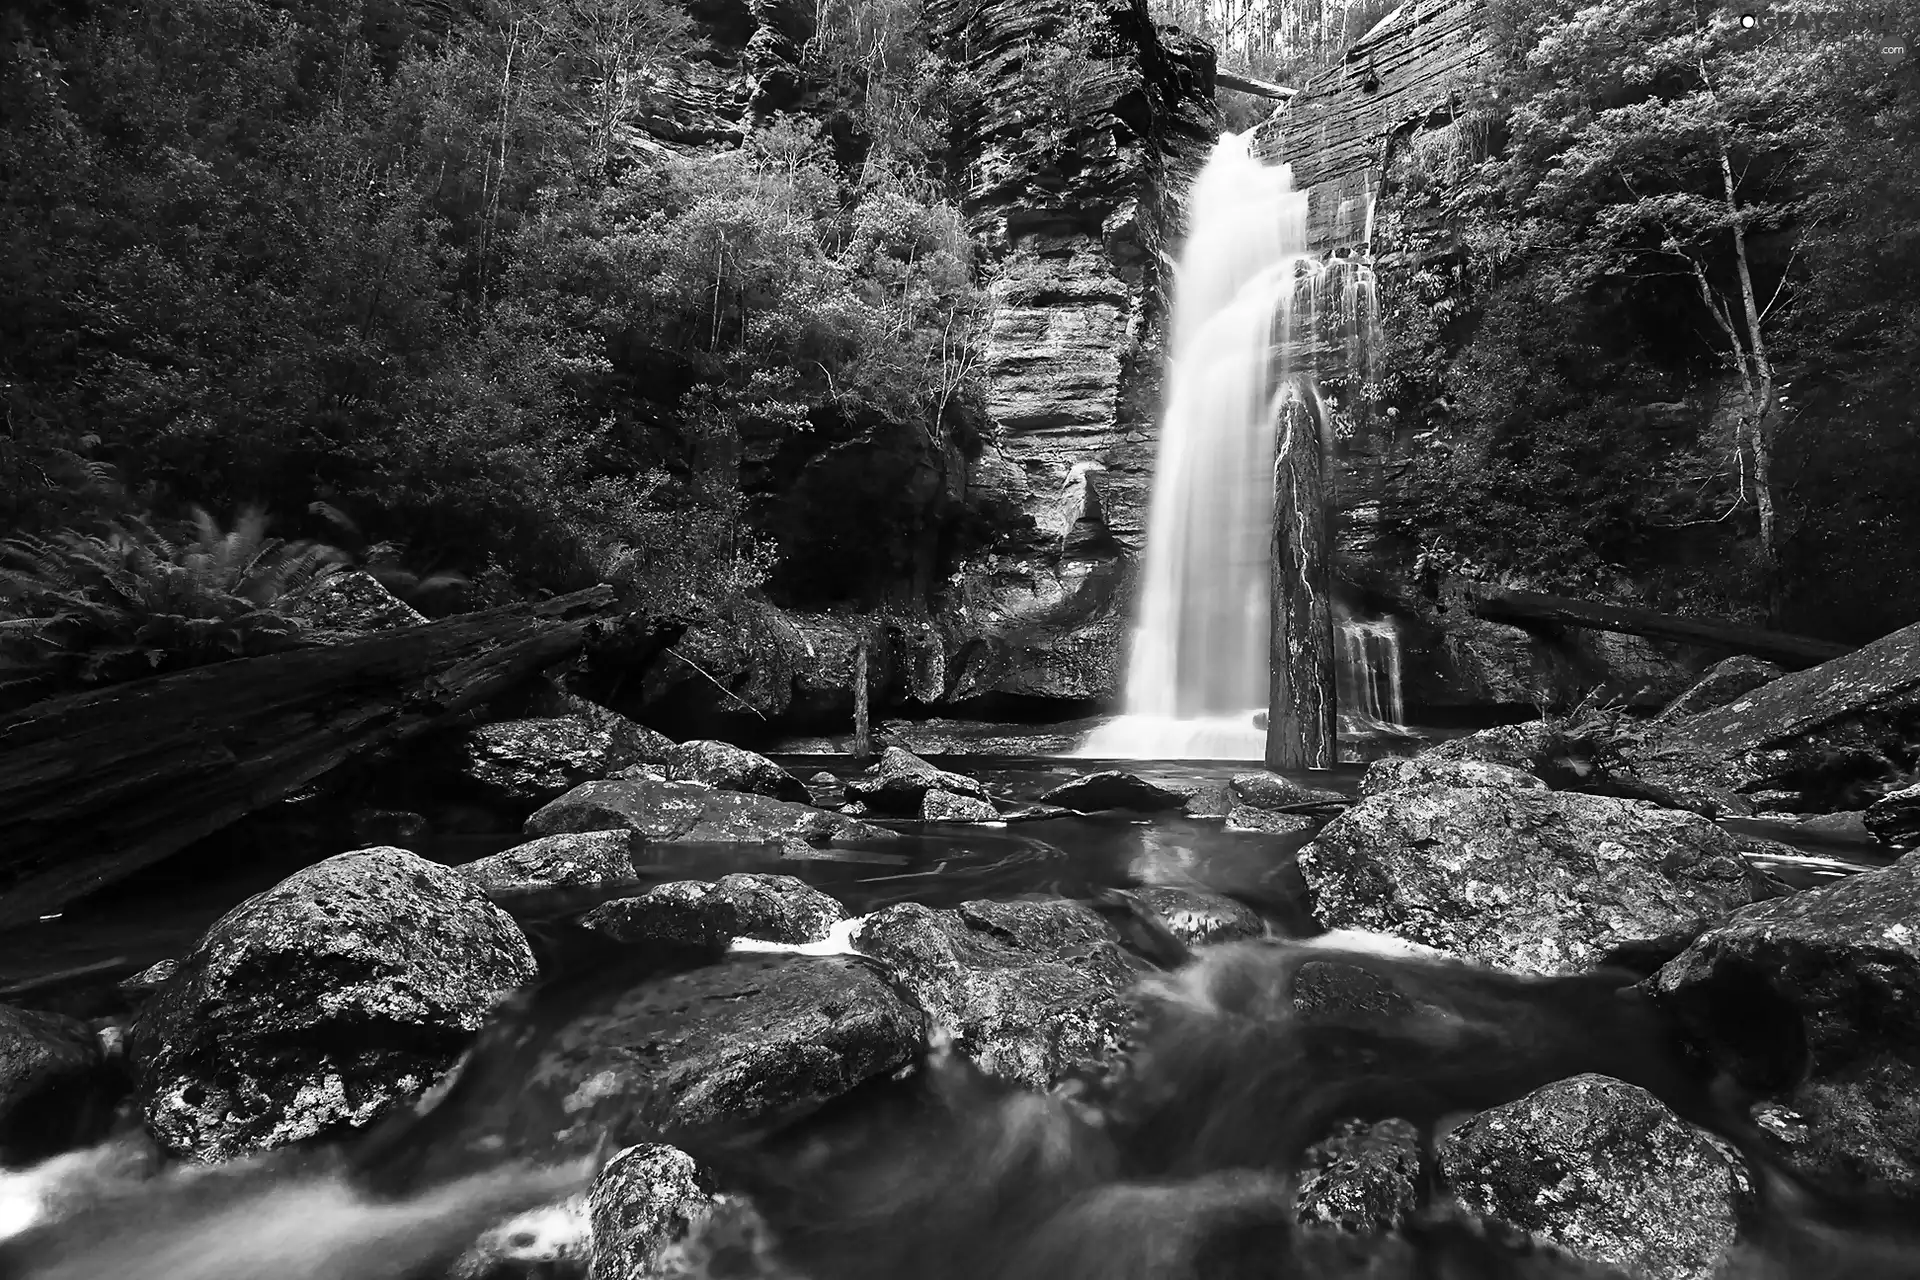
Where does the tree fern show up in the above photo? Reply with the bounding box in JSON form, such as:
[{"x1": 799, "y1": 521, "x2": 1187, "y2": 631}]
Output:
[{"x1": 0, "y1": 507, "x2": 351, "y2": 705}]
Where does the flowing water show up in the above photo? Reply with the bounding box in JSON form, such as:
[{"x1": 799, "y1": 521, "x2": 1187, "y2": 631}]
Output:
[{"x1": 1079, "y1": 133, "x2": 1380, "y2": 762}]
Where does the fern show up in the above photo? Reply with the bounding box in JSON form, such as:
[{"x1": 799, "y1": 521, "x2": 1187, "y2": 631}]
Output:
[{"x1": 0, "y1": 506, "x2": 350, "y2": 703}]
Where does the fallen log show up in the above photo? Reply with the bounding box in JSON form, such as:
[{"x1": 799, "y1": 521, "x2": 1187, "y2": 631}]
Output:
[
  {"x1": 1465, "y1": 589, "x2": 1853, "y2": 670},
  {"x1": 1216, "y1": 70, "x2": 1299, "y2": 100},
  {"x1": 0, "y1": 585, "x2": 617, "y2": 930}
]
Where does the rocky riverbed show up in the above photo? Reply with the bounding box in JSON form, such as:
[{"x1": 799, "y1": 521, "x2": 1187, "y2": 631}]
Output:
[{"x1": 2, "y1": 643, "x2": 1918, "y2": 1279}]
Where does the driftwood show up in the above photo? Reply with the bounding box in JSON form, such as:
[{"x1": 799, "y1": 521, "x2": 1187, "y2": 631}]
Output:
[
  {"x1": 1465, "y1": 589, "x2": 1852, "y2": 669},
  {"x1": 0, "y1": 586, "x2": 617, "y2": 930},
  {"x1": 1267, "y1": 397, "x2": 1337, "y2": 771}
]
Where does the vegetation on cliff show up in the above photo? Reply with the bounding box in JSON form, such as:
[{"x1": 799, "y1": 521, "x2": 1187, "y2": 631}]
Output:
[{"x1": 1377, "y1": 0, "x2": 1919, "y2": 640}]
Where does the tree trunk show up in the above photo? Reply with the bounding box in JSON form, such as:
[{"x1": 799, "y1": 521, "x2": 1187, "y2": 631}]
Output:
[
  {"x1": 1266, "y1": 394, "x2": 1337, "y2": 771},
  {"x1": 0, "y1": 586, "x2": 617, "y2": 930},
  {"x1": 1465, "y1": 587, "x2": 1849, "y2": 668},
  {"x1": 852, "y1": 635, "x2": 872, "y2": 760},
  {"x1": 1717, "y1": 128, "x2": 1777, "y2": 574}
]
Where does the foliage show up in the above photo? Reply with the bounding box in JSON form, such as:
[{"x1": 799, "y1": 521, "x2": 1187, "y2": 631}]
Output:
[{"x1": 0, "y1": 508, "x2": 345, "y2": 698}]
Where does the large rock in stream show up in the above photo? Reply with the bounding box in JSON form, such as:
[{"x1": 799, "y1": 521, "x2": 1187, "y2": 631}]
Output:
[
  {"x1": 582, "y1": 874, "x2": 848, "y2": 948},
  {"x1": 0, "y1": 1004, "x2": 123, "y2": 1163},
  {"x1": 1440, "y1": 1075, "x2": 1748, "y2": 1280},
  {"x1": 1655, "y1": 851, "x2": 1920, "y2": 1196},
  {"x1": 457, "y1": 711, "x2": 675, "y2": 806},
  {"x1": 842, "y1": 746, "x2": 991, "y2": 816},
  {"x1": 127, "y1": 848, "x2": 537, "y2": 1161},
  {"x1": 1297, "y1": 787, "x2": 1759, "y2": 972},
  {"x1": 853, "y1": 898, "x2": 1140, "y2": 1089},
  {"x1": 524, "y1": 775, "x2": 898, "y2": 853},
  {"x1": 663, "y1": 740, "x2": 809, "y2": 803}
]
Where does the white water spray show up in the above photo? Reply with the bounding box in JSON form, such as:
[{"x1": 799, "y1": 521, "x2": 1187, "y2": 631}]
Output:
[{"x1": 1079, "y1": 134, "x2": 1378, "y2": 761}]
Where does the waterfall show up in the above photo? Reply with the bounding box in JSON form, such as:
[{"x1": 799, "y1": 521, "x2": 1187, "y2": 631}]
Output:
[
  {"x1": 1079, "y1": 133, "x2": 1379, "y2": 761},
  {"x1": 1336, "y1": 611, "x2": 1406, "y2": 732}
]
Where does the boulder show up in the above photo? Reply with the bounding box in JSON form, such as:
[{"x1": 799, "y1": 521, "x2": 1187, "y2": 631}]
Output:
[
  {"x1": 1172, "y1": 778, "x2": 1235, "y2": 818},
  {"x1": 0, "y1": 1004, "x2": 122, "y2": 1163},
  {"x1": 920, "y1": 790, "x2": 1001, "y2": 822},
  {"x1": 663, "y1": 740, "x2": 809, "y2": 803},
  {"x1": 1424, "y1": 720, "x2": 1562, "y2": 773},
  {"x1": 581, "y1": 874, "x2": 847, "y2": 948},
  {"x1": 1230, "y1": 772, "x2": 1348, "y2": 809},
  {"x1": 127, "y1": 848, "x2": 537, "y2": 1161},
  {"x1": 457, "y1": 831, "x2": 645, "y2": 895},
  {"x1": 1651, "y1": 617, "x2": 1920, "y2": 807},
  {"x1": 284, "y1": 567, "x2": 426, "y2": 633},
  {"x1": 853, "y1": 899, "x2": 1139, "y2": 1089},
  {"x1": 421, "y1": 955, "x2": 921, "y2": 1169},
  {"x1": 461, "y1": 713, "x2": 674, "y2": 806},
  {"x1": 1865, "y1": 781, "x2": 1920, "y2": 846},
  {"x1": 1655, "y1": 852, "x2": 1920, "y2": 1196},
  {"x1": 1439, "y1": 1075, "x2": 1747, "y2": 1280},
  {"x1": 1124, "y1": 886, "x2": 1266, "y2": 946},
  {"x1": 1225, "y1": 806, "x2": 1319, "y2": 835},
  {"x1": 843, "y1": 747, "x2": 991, "y2": 816},
  {"x1": 1298, "y1": 787, "x2": 1757, "y2": 973},
  {"x1": 524, "y1": 776, "x2": 897, "y2": 851},
  {"x1": 1655, "y1": 655, "x2": 1786, "y2": 722},
  {"x1": 1357, "y1": 756, "x2": 1547, "y2": 798},
  {"x1": 588, "y1": 1144, "x2": 714, "y2": 1280},
  {"x1": 1040, "y1": 770, "x2": 1187, "y2": 813},
  {"x1": 1294, "y1": 1118, "x2": 1421, "y2": 1233}
]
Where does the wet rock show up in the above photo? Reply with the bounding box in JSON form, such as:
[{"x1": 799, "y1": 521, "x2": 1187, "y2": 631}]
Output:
[
  {"x1": 451, "y1": 1193, "x2": 591, "y2": 1280},
  {"x1": 1424, "y1": 720, "x2": 1562, "y2": 772},
  {"x1": 1796, "y1": 810, "x2": 1876, "y2": 844},
  {"x1": 806, "y1": 770, "x2": 839, "y2": 787},
  {"x1": 1655, "y1": 852, "x2": 1920, "y2": 1196},
  {"x1": 1294, "y1": 1118, "x2": 1421, "y2": 1233},
  {"x1": 0, "y1": 1004, "x2": 123, "y2": 1163},
  {"x1": 1225, "y1": 805, "x2": 1319, "y2": 835},
  {"x1": 440, "y1": 955, "x2": 921, "y2": 1168},
  {"x1": 581, "y1": 874, "x2": 847, "y2": 948},
  {"x1": 588, "y1": 1143, "x2": 714, "y2": 1280},
  {"x1": 457, "y1": 831, "x2": 645, "y2": 895},
  {"x1": 853, "y1": 899, "x2": 1138, "y2": 1089},
  {"x1": 1649, "y1": 617, "x2": 1920, "y2": 808},
  {"x1": 461, "y1": 713, "x2": 674, "y2": 806},
  {"x1": 284, "y1": 567, "x2": 425, "y2": 633},
  {"x1": 119, "y1": 959, "x2": 178, "y2": 998},
  {"x1": 349, "y1": 808, "x2": 430, "y2": 849},
  {"x1": 921, "y1": 789, "x2": 1000, "y2": 822},
  {"x1": 1439, "y1": 1075, "x2": 1747, "y2": 1280},
  {"x1": 842, "y1": 746, "x2": 990, "y2": 816},
  {"x1": 127, "y1": 847, "x2": 537, "y2": 1161},
  {"x1": 1124, "y1": 886, "x2": 1266, "y2": 945},
  {"x1": 1168, "y1": 778, "x2": 1235, "y2": 818},
  {"x1": 524, "y1": 776, "x2": 897, "y2": 850},
  {"x1": 1040, "y1": 770, "x2": 1187, "y2": 813},
  {"x1": 663, "y1": 740, "x2": 809, "y2": 803},
  {"x1": 1299, "y1": 787, "x2": 1757, "y2": 973},
  {"x1": 1655, "y1": 656, "x2": 1786, "y2": 722},
  {"x1": 1230, "y1": 772, "x2": 1348, "y2": 809},
  {"x1": 1357, "y1": 756, "x2": 1547, "y2": 798},
  {"x1": 1865, "y1": 781, "x2": 1920, "y2": 846}
]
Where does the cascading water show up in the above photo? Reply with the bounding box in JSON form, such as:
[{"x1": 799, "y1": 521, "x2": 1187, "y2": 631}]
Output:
[
  {"x1": 1336, "y1": 610, "x2": 1407, "y2": 733},
  {"x1": 1080, "y1": 133, "x2": 1378, "y2": 761}
]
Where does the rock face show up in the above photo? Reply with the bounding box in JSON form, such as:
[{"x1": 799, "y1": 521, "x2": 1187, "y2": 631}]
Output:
[
  {"x1": 1357, "y1": 755, "x2": 1547, "y2": 797},
  {"x1": 1655, "y1": 853, "x2": 1920, "y2": 1196},
  {"x1": 1298, "y1": 787, "x2": 1756, "y2": 972},
  {"x1": 853, "y1": 898, "x2": 1138, "y2": 1088},
  {"x1": 1655, "y1": 655, "x2": 1787, "y2": 722},
  {"x1": 1440, "y1": 1075, "x2": 1747, "y2": 1280},
  {"x1": 456, "y1": 831, "x2": 645, "y2": 894},
  {"x1": 524, "y1": 775, "x2": 896, "y2": 851},
  {"x1": 843, "y1": 746, "x2": 991, "y2": 816},
  {"x1": 1040, "y1": 769, "x2": 1188, "y2": 812},
  {"x1": 1652, "y1": 616, "x2": 1920, "y2": 807},
  {"x1": 930, "y1": 0, "x2": 1218, "y2": 705},
  {"x1": 128, "y1": 848, "x2": 537, "y2": 1161},
  {"x1": 588, "y1": 1144, "x2": 714, "y2": 1280},
  {"x1": 1865, "y1": 781, "x2": 1920, "y2": 846},
  {"x1": 0, "y1": 1004, "x2": 120, "y2": 1162},
  {"x1": 581, "y1": 874, "x2": 847, "y2": 948},
  {"x1": 459, "y1": 712, "x2": 674, "y2": 806},
  {"x1": 663, "y1": 739, "x2": 808, "y2": 802}
]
